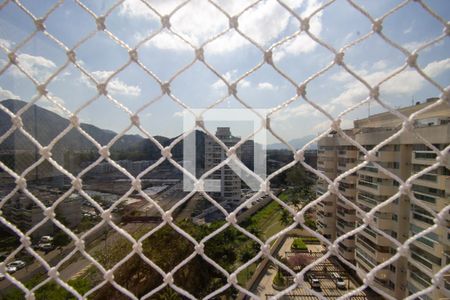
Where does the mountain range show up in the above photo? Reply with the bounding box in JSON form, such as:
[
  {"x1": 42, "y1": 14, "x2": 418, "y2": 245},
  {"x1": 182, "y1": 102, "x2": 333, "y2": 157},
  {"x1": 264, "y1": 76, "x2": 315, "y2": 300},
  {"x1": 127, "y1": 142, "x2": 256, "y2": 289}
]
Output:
[{"x1": 0, "y1": 99, "x2": 314, "y2": 158}]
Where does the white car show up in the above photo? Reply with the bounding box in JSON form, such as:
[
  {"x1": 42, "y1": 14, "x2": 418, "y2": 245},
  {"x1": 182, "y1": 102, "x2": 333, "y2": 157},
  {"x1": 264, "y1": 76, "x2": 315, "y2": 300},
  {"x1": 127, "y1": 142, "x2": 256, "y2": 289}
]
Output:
[
  {"x1": 310, "y1": 278, "x2": 321, "y2": 289},
  {"x1": 331, "y1": 273, "x2": 346, "y2": 289},
  {"x1": 40, "y1": 236, "x2": 53, "y2": 243},
  {"x1": 39, "y1": 243, "x2": 54, "y2": 251},
  {"x1": 6, "y1": 260, "x2": 26, "y2": 273}
]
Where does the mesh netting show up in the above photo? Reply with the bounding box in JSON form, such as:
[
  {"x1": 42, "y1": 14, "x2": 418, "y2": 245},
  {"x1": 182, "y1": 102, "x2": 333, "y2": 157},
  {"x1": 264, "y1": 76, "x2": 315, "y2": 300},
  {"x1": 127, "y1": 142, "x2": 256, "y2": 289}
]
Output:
[{"x1": 0, "y1": 0, "x2": 449, "y2": 299}]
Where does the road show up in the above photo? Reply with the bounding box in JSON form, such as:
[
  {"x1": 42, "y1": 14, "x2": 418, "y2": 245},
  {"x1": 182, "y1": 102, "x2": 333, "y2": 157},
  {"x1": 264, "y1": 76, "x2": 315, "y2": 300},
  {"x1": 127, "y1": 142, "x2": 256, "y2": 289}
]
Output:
[{"x1": 0, "y1": 182, "x2": 191, "y2": 294}]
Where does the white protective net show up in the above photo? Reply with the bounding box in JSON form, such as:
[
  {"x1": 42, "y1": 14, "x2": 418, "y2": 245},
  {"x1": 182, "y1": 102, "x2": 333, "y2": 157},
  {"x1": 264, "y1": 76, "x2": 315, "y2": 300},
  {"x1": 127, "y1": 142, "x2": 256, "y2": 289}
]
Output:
[{"x1": 0, "y1": 0, "x2": 449, "y2": 299}]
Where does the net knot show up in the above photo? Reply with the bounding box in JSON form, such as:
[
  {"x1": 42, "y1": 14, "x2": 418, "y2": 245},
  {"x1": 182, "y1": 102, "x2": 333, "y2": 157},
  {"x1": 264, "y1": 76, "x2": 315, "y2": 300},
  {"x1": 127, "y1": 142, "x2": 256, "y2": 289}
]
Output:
[
  {"x1": 296, "y1": 84, "x2": 306, "y2": 97},
  {"x1": 261, "y1": 244, "x2": 270, "y2": 257},
  {"x1": 161, "y1": 15, "x2": 171, "y2": 29},
  {"x1": 96, "y1": 16, "x2": 106, "y2": 31},
  {"x1": 72, "y1": 178, "x2": 83, "y2": 191},
  {"x1": 163, "y1": 212, "x2": 173, "y2": 223},
  {"x1": 229, "y1": 16, "x2": 239, "y2": 29},
  {"x1": 161, "y1": 82, "x2": 171, "y2": 94},
  {"x1": 67, "y1": 50, "x2": 76, "y2": 63},
  {"x1": 75, "y1": 239, "x2": 85, "y2": 251},
  {"x1": 133, "y1": 242, "x2": 143, "y2": 253},
  {"x1": 104, "y1": 270, "x2": 114, "y2": 282},
  {"x1": 228, "y1": 83, "x2": 237, "y2": 96},
  {"x1": 264, "y1": 50, "x2": 273, "y2": 65},
  {"x1": 228, "y1": 273, "x2": 237, "y2": 285},
  {"x1": 8, "y1": 52, "x2": 17, "y2": 64},
  {"x1": 11, "y1": 116, "x2": 23, "y2": 128},
  {"x1": 226, "y1": 212, "x2": 237, "y2": 224},
  {"x1": 37, "y1": 211, "x2": 55, "y2": 227},
  {"x1": 407, "y1": 52, "x2": 418, "y2": 67},
  {"x1": 129, "y1": 49, "x2": 138, "y2": 62},
  {"x1": 48, "y1": 267, "x2": 59, "y2": 279},
  {"x1": 35, "y1": 18, "x2": 46, "y2": 31},
  {"x1": 300, "y1": 18, "x2": 310, "y2": 31},
  {"x1": 194, "y1": 180, "x2": 204, "y2": 192},
  {"x1": 70, "y1": 115, "x2": 79, "y2": 127},
  {"x1": 372, "y1": 19, "x2": 383, "y2": 33},
  {"x1": 161, "y1": 147, "x2": 172, "y2": 158},
  {"x1": 164, "y1": 272, "x2": 174, "y2": 285},
  {"x1": 397, "y1": 245, "x2": 409, "y2": 257},
  {"x1": 195, "y1": 243, "x2": 204, "y2": 255},
  {"x1": 195, "y1": 48, "x2": 204, "y2": 61},
  {"x1": 294, "y1": 150, "x2": 304, "y2": 162},
  {"x1": 132, "y1": 179, "x2": 142, "y2": 190},
  {"x1": 444, "y1": 21, "x2": 450, "y2": 36},
  {"x1": 294, "y1": 274, "x2": 304, "y2": 286},
  {"x1": 99, "y1": 146, "x2": 110, "y2": 158},
  {"x1": 97, "y1": 83, "x2": 108, "y2": 95},
  {"x1": 15, "y1": 177, "x2": 27, "y2": 189},
  {"x1": 334, "y1": 51, "x2": 344, "y2": 65},
  {"x1": 37, "y1": 84, "x2": 48, "y2": 96},
  {"x1": 259, "y1": 181, "x2": 270, "y2": 194},
  {"x1": 399, "y1": 182, "x2": 411, "y2": 195},
  {"x1": 101, "y1": 211, "x2": 112, "y2": 221},
  {"x1": 294, "y1": 212, "x2": 304, "y2": 224},
  {"x1": 364, "y1": 150, "x2": 376, "y2": 162},
  {"x1": 227, "y1": 146, "x2": 236, "y2": 157},
  {"x1": 39, "y1": 146, "x2": 52, "y2": 159},
  {"x1": 370, "y1": 86, "x2": 379, "y2": 99},
  {"x1": 21, "y1": 236, "x2": 31, "y2": 248},
  {"x1": 130, "y1": 114, "x2": 140, "y2": 126}
]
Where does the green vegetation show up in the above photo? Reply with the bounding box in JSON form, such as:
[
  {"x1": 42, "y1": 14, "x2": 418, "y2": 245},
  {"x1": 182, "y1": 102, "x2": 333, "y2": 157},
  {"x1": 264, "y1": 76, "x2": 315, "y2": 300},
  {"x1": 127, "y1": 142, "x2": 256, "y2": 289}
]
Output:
[
  {"x1": 291, "y1": 238, "x2": 307, "y2": 251},
  {"x1": 3, "y1": 274, "x2": 92, "y2": 299},
  {"x1": 242, "y1": 200, "x2": 286, "y2": 240},
  {"x1": 301, "y1": 236, "x2": 320, "y2": 244},
  {"x1": 272, "y1": 270, "x2": 287, "y2": 289}
]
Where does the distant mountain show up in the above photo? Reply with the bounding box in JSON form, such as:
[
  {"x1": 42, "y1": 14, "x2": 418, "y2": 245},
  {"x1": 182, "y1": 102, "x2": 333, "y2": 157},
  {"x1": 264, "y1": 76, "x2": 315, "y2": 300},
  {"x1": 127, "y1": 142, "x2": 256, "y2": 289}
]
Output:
[
  {"x1": 0, "y1": 99, "x2": 206, "y2": 158},
  {"x1": 266, "y1": 135, "x2": 317, "y2": 150}
]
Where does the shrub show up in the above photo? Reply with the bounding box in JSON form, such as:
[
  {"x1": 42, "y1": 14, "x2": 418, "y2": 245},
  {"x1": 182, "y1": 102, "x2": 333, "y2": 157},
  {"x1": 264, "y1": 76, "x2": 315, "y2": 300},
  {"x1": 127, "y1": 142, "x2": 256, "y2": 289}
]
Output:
[{"x1": 291, "y1": 238, "x2": 307, "y2": 251}]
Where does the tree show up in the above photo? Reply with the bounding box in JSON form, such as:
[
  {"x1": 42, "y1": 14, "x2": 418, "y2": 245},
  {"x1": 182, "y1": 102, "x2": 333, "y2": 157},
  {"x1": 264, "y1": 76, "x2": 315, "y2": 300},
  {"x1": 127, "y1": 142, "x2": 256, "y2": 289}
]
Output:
[
  {"x1": 280, "y1": 209, "x2": 292, "y2": 227},
  {"x1": 53, "y1": 230, "x2": 71, "y2": 249},
  {"x1": 287, "y1": 254, "x2": 313, "y2": 270}
]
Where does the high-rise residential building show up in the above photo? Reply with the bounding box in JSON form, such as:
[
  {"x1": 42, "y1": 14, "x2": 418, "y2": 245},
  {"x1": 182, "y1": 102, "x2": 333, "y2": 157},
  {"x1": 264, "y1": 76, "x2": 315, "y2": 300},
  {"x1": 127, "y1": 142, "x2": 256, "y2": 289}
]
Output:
[
  {"x1": 205, "y1": 127, "x2": 242, "y2": 209},
  {"x1": 316, "y1": 130, "x2": 358, "y2": 263},
  {"x1": 316, "y1": 98, "x2": 449, "y2": 299}
]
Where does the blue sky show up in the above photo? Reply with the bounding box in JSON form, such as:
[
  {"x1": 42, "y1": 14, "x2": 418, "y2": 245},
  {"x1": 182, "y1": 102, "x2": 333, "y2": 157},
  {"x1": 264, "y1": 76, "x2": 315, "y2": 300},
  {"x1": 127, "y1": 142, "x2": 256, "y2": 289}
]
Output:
[{"x1": 0, "y1": 0, "x2": 449, "y2": 145}]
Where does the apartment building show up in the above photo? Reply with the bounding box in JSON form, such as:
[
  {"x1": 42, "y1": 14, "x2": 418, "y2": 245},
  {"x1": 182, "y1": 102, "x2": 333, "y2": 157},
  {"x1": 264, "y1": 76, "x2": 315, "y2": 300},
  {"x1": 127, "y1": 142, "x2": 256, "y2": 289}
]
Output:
[
  {"x1": 316, "y1": 130, "x2": 358, "y2": 263},
  {"x1": 205, "y1": 127, "x2": 242, "y2": 209},
  {"x1": 3, "y1": 189, "x2": 82, "y2": 238},
  {"x1": 316, "y1": 98, "x2": 449, "y2": 299}
]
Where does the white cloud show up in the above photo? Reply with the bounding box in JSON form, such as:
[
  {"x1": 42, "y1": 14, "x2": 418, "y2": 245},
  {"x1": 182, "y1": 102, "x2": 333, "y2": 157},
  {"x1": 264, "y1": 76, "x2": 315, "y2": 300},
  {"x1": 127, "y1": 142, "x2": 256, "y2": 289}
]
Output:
[
  {"x1": 173, "y1": 111, "x2": 185, "y2": 118},
  {"x1": 13, "y1": 53, "x2": 56, "y2": 81},
  {"x1": 257, "y1": 82, "x2": 277, "y2": 90},
  {"x1": 81, "y1": 71, "x2": 141, "y2": 97},
  {"x1": 372, "y1": 60, "x2": 387, "y2": 71},
  {"x1": 0, "y1": 87, "x2": 20, "y2": 100},
  {"x1": 0, "y1": 38, "x2": 13, "y2": 50},
  {"x1": 313, "y1": 118, "x2": 353, "y2": 133},
  {"x1": 122, "y1": 0, "x2": 323, "y2": 55},
  {"x1": 211, "y1": 69, "x2": 251, "y2": 90},
  {"x1": 330, "y1": 58, "x2": 450, "y2": 108}
]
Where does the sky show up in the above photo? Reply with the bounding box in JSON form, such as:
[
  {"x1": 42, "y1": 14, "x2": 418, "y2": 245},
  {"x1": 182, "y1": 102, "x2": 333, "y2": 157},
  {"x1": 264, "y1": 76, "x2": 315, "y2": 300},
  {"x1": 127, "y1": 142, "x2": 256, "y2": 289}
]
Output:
[{"x1": 0, "y1": 0, "x2": 449, "y2": 145}]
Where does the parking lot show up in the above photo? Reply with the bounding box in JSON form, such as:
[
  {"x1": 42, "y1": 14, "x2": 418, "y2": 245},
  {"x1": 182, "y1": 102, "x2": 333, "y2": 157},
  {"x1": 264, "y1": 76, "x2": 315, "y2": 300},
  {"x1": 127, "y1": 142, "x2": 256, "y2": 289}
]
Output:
[{"x1": 256, "y1": 237, "x2": 370, "y2": 299}]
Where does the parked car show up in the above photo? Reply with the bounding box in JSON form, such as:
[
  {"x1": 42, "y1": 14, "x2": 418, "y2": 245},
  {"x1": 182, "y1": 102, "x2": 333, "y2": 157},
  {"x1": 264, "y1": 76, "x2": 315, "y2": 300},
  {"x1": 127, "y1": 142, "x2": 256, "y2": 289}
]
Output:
[
  {"x1": 40, "y1": 236, "x2": 53, "y2": 243},
  {"x1": 310, "y1": 276, "x2": 321, "y2": 289},
  {"x1": 39, "y1": 243, "x2": 54, "y2": 251},
  {"x1": 6, "y1": 261, "x2": 26, "y2": 273},
  {"x1": 331, "y1": 273, "x2": 346, "y2": 289}
]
